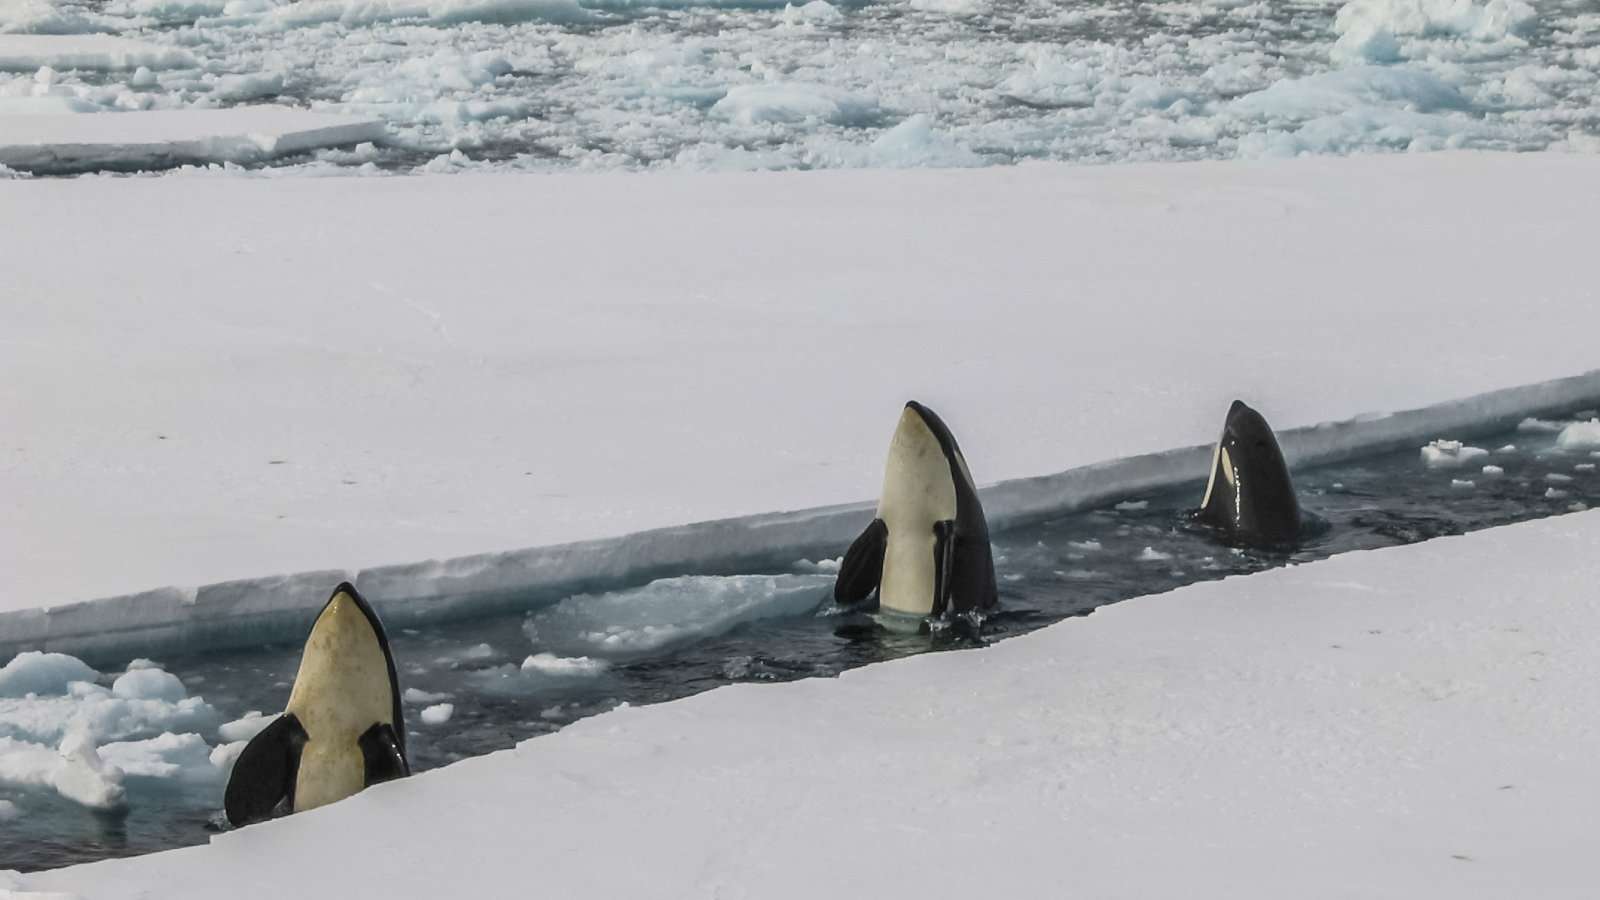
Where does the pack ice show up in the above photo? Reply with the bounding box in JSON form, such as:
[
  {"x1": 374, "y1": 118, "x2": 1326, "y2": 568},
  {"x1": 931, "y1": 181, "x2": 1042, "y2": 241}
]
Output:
[{"x1": 0, "y1": 652, "x2": 249, "y2": 813}]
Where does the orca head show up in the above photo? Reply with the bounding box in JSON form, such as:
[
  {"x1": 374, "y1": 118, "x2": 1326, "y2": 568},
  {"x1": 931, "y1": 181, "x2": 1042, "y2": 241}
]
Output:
[
  {"x1": 902, "y1": 400, "x2": 979, "y2": 489},
  {"x1": 1197, "y1": 400, "x2": 1301, "y2": 547},
  {"x1": 288, "y1": 583, "x2": 405, "y2": 755},
  {"x1": 882, "y1": 402, "x2": 959, "y2": 517}
]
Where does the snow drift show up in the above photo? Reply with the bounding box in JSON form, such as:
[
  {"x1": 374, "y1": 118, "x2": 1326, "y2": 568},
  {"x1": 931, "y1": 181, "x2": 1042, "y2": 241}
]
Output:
[
  {"x1": 19, "y1": 504, "x2": 1600, "y2": 898},
  {"x1": 4, "y1": 153, "x2": 1600, "y2": 665}
]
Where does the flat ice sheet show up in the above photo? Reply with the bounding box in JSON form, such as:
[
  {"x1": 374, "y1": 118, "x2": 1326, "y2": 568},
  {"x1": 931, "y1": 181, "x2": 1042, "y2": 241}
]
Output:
[
  {"x1": 0, "y1": 35, "x2": 195, "y2": 71},
  {"x1": 22, "y1": 504, "x2": 1600, "y2": 897},
  {"x1": 1, "y1": 151, "x2": 1599, "y2": 614},
  {"x1": 0, "y1": 107, "x2": 385, "y2": 169}
]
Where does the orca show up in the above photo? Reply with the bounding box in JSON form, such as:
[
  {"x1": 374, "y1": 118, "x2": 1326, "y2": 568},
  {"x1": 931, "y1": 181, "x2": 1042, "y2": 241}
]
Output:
[
  {"x1": 224, "y1": 582, "x2": 409, "y2": 827},
  {"x1": 1194, "y1": 399, "x2": 1303, "y2": 548},
  {"x1": 834, "y1": 401, "x2": 997, "y2": 620}
]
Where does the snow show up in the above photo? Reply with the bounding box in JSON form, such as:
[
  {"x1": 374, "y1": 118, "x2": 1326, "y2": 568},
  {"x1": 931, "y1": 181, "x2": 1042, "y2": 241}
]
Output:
[
  {"x1": 1421, "y1": 439, "x2": 1490, "y2": 469},
  {"x1": 0, "y1": 108, "x2": 386, "y2": 172},
  {"x1": 0, "y1": 35, "x2": 194, "y2": 71},
  {"x1": 5, "y1": 153, "x2": 1600, "y2": 664},
  {"x1": 1555, "y1": 419, "x2": 1600, "y2": 450},
  {"x1": 19, "y1": 508, "x2": 1600, "y2": 897},
  {"x1": 418, "y1": 703, "x2": 453, "y2": 725}
]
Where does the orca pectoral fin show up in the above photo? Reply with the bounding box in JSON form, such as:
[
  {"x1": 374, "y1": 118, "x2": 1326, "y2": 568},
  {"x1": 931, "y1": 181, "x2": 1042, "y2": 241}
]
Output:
[
  {"x1": 932, "y1": 520, "x2": 956, "y2": 617},
  {"x1": 224, "y1": 713, "x2": 308, "y2": 827},
  {"x1": 360, "y1": 722, "x2": 410, "y2": 786},
  {"x1": 835, "y1": 518, "x2": 887, "y2": 605}
]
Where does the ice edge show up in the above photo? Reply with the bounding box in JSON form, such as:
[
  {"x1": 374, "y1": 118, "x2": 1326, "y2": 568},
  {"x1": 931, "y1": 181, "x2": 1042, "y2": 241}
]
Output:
[{"x1": 6, "y1": 369, "x2": 1598, "y2": 665}]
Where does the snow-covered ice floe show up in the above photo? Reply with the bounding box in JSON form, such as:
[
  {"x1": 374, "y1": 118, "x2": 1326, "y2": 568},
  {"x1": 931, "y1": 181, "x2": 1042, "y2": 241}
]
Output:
[
  {"x1": 0, "y1": 107, "x2": 385, "y2": 171},
  {"x1": 2, "y1": 152, "x2": 1600, "y2": 663},
  {"x1": 19, "y1": 508, "x2": 1600, "y2": 897}
]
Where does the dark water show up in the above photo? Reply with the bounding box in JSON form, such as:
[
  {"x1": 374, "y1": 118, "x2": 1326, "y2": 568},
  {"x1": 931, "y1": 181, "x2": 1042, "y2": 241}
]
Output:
[{"x1": 4, "y1": 415, "x2": 1598, "y2": 871}]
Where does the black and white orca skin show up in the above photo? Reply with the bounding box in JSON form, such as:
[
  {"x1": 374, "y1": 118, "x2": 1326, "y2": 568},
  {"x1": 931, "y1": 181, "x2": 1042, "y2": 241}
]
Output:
[
  {"x1": 224, "y1": 582, "x2": 409, "y2": 827},
  {"x1": 835, "y1": 401, "x2": 998, "y2": 619},
  {"x1": 1194, "y1": 400, "x2": 1302, "y2": 548}
]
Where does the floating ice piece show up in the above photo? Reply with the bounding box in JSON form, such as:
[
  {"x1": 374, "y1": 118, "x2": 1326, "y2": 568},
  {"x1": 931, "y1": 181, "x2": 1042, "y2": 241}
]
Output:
[
  {"x1": 0, "y1": 652, "x2": 98, "y2": 698},
  {"x1": 251, "y1": 0, "x2": 591, "y2": 29},
  {"x1": 103, "y1": 0, "x2": 232, "y2": 25},
  {"x1": 524, "y1": 574, "x2": 831, "y2": 660},
  {"x1": 1233, "y1": 66, "x2": 1467, "y2": 118},
  {"x1": 1420, "y1": 439, "x2": 1489, "y2": 469},
  {"x1": 909, "y1": 0, "x2": 987, "y2": 15},
  {"x1": 710, "y1": 82, "x2": 878, "y2": 126},
  {"x1": 0, "y1": 35, "x2": 195, "y2": 71},
  {"x1": 1481, "y1": 464, "x2": 1504, "y2": 476},
  {"x1": 1546, "y1": 473, "x2": 1574, "y2": 484},
  {"x1": 520, "y1": 653, "x2": 609, "y2": 676},
  {"x1": 1518, "y1": 417, "x2": 1567, "y2": 434},
  {"x1": 791, "y1": 558, "x2": 841, "y2": 574},
  {"x1": 211, "y1": 72, "x2": 284, "y2": 102},
  {"x1": 1498, "y1": 444, "x2": 1518, "y2": 452},
  {"x1": 0, "y1": 108, "x2": 386, "y2": 173},
  {"x1": 111, "y1": 667, "x2": 186, "y2": 703},
  {"x1": 1058, "y1": 569, "x2": 1108, "y2": 580},
  {"x1": 0, "y1": 655, "x2": 218, "y2": 746},
  {"x1": 1115, "y1": 500, "x2": 1149, "y2": 512},
  {"x1": 1451, "y1": 479, "x2": 1475, "y2": 489},
  {"x1": 435, "y1": 644, "x2": 496, "y2": 665},
  {"x1": 780, "y1": 0, "x2": 842, "y2": 25},
  {"x1": 1576, "y1": 464, "x2": 1596, "y2": 472},
  {"x1": 1068, "y1": 540, "x2": 1103, "y2": 552},
  {"x1": 0, "y1": 0, "x2": 124, "y2": 34},
  {"x1": 217, "y1": 711, "x2": 277, "y2": 742},
  {"x1": 0, "y1": 730, "x2": 128, "y2": 810},
  {"x1": 1545, "y1": 487, "x2": 1569, "y2": 500},
  {"x1": 419, "y1": 703, "x2": 454, "y2": 725},
  {"x1": 403, "y1": 688, "x2": 451, "y2": 705},
  {"x1": 1332, "y1": 0, "x2": 1536, "y2": 63},
  {"x1": 0, "y1": 798, "x2": 17, "y2": 821},
  {"x1": 99, "y1": 732, "x2": 218, "y2": 781},
  {"x1": 209, "y1": 740, "x2": 246, "y2": 772},
  {"x1": 1137, "y1": 547, "x2": 1172, "y2": 562},
  {"x1": 1555, "y1": 419, "x2": 1600, "y2": 451}
]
